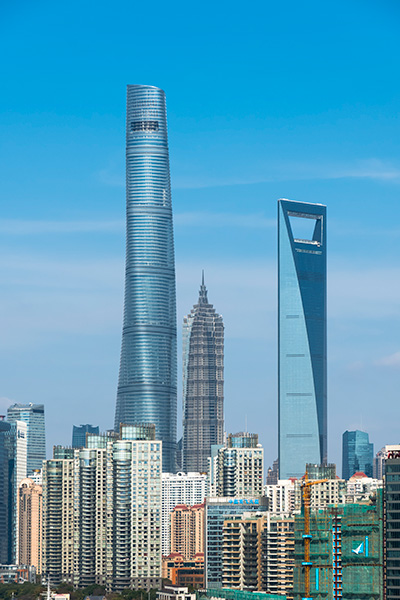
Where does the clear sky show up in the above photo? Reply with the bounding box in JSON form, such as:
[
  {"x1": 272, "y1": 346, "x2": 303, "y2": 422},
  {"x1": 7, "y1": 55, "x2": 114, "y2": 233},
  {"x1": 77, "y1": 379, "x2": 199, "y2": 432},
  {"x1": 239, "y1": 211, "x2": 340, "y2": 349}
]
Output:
[{"x1": 1, "y1": 0, "x2": 400, "y2": 475}]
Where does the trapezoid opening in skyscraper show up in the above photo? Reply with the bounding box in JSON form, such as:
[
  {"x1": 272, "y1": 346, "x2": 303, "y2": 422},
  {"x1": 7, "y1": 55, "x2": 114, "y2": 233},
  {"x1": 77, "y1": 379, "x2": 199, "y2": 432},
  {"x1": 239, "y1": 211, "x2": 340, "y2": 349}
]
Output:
[
  {"x1": 278, "y1": 198, "x2": 327, "y2": 480},
  {"x1": 115, "y1": 85, "x2": 177, "y2": 473}
]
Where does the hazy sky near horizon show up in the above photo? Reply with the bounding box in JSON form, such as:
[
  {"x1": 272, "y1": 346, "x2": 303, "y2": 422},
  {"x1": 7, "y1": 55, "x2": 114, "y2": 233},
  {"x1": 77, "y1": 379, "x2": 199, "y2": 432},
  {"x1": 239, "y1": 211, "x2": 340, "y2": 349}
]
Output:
[{"x1": 1, "y1": 0, "x2": 400, "y2": 475}]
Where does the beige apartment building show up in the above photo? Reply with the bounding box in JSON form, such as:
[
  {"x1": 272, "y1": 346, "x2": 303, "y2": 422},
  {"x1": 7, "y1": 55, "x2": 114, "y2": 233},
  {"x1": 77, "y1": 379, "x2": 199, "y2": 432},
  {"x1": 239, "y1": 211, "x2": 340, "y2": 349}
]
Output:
[
  {"x1": 222, "y1": 512, "x2": 294, "y2": 597},
  {"x1": 18, "y1": 478, "x2": 42, "y2": 573},
  {"x1": 170, "y1": 503, "x2": 204, "y2": 559}
]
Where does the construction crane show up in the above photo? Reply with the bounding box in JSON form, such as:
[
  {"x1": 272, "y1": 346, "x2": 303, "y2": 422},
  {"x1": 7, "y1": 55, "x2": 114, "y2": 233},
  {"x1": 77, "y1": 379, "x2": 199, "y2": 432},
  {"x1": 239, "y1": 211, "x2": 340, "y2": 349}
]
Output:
[{"x1": 301, "y1": 472, "x2": 328, "y2": 600}]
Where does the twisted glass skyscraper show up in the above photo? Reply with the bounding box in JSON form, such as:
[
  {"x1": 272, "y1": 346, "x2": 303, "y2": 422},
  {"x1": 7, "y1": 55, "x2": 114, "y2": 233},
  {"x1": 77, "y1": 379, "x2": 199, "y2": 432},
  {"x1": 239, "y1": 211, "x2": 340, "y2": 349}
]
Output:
[
  {"x1": 115, "y1": 85, "x2": 177, "y2": 473},
  {"x1": 278, "y1": 199, "x2": 327, "y2": 479}
]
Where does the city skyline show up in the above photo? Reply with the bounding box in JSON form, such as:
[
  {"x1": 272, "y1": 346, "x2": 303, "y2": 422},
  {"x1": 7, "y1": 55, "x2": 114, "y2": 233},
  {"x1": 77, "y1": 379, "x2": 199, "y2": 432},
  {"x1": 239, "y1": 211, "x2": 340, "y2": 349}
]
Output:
[{"x1": 1, "y1": 1, "x2": 400, "y2": 471}]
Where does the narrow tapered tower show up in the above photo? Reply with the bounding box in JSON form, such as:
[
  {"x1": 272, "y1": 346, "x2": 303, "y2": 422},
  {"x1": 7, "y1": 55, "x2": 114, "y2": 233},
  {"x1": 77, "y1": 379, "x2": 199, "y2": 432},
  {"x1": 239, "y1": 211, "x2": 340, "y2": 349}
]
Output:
[
  {"x1": 278, "y1": 199, "x2": 327, "y2": 479},
  {"x1": 182, "y1": 273, "x2": 224, "y2": 473},
  {"x1": 115, "y1": 85, "x2": 177, "y2": 473}
]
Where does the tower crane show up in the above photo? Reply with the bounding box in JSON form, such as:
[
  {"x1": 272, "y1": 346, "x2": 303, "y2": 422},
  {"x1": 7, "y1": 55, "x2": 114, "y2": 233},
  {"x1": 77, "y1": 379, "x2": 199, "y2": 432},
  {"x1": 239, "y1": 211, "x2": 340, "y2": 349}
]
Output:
[{"x1": 301, "y1": 472, "x2": 328, "y2": 600}]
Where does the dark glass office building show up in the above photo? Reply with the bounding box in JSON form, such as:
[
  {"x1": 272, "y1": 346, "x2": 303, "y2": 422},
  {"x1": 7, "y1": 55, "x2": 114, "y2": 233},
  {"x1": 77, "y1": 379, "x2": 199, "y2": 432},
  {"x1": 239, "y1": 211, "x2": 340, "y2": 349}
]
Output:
[
  {"x1": 115, "y1": 85, "x2": 177, "y2": 473},
  {"x1": 182, "y1": 274, "x2": 224, "y2": 473},
  {"x1": 342, "y1": 429, "x2": 373, "y2": 479},
  {"x1": 385, "y1": 454, "x2": 400, "y2": 600},
  {"x1": 72, "y1": 424, "x2": 99, "y2": 448},
  {"x1": 278, "y1": 199, "x2": 327, "y2": 479},
  {"x1": 0, "y1": 421, "x2": 13, "y2": 563}
]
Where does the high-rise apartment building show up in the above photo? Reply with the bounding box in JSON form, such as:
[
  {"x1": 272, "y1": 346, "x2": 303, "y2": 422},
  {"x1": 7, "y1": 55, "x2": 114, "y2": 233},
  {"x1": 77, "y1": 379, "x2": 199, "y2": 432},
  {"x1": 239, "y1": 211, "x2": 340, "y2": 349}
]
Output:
[
  {"x1": 114, "y1": 85, "x2": 177, "y2": 473},
  {"x1": 72, "y1": 424, "x2": 99, "y2": 448},
  {"x1": 374, "y1": 444, "x2": 400, "y2": 479},
  {"x1": 7, "y1": 403, "x2": 45, "y2": 475},
  {"x1": 222, "y1": 514, "x2": 265, "y2": 591},
  {"x1": 0, "y1": 418, "x2": 27, "y2": 563},
  {"x1": 0, "y1": 420, "x2": 15, "y2": 563},
  {"x1": 209, "y1": 433, "x2": 264, "y2": 498},
  {"x1": 221, "y1": 513, "x2": 294, "y2": 596},
  {"x1": 262, "y1": 515, "x2": 294, "y2": 597},
  {"x1": 18, "y1": 478, "x2": 42, "y2": 573},
  {"x1": 264, "y1": 479, "x2": 297, "y2": 514},
  {"x1": 42, "y1": 448, "x2": 75, "y2": 584},
  {"x1": 385, "y1": 451, "x2": 400, "y2": 600},
  {"x1": 182, "y1": 274, "x2": 224, "y2": 473},
  {"x1": 205, "y1": 496, "x2": 268, "y2": 588},
  {"x1": 278, "y1": 199, "x2": 327, "y2": 479},
  {"x1": 342, "y1": 430, "x2": 374, "y2": 479},
  {"x1": 42, "y1": 425, "x2": 162, "y2": 590},
  {"x1": 162, "y1": 471, "x2": 207, "y2": 556},
  {"x1": 170, "y1": 503, "x2": 204, "y2": 559}
]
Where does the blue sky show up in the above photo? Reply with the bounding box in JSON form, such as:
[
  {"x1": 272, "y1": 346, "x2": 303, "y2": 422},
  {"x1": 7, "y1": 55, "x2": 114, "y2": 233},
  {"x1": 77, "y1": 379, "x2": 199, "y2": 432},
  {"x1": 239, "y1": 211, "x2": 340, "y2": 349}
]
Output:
[{"x1": 1, "y1": 0, "x2": 400, "y2": 475}]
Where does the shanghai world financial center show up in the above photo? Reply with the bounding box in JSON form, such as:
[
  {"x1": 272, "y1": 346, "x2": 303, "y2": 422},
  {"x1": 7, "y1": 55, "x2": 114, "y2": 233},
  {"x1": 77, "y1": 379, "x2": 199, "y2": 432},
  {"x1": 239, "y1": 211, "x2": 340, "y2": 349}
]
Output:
[{"x1": 278, "y1": 199, "x2": 327, "y2": 479}]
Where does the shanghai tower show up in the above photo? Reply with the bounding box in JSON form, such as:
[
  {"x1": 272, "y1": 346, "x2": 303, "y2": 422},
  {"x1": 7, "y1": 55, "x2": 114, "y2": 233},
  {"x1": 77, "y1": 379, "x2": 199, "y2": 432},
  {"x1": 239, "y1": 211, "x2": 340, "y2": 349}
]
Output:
[{"x1": 115, "y1": 85, "x2": 177, "y2": 472}]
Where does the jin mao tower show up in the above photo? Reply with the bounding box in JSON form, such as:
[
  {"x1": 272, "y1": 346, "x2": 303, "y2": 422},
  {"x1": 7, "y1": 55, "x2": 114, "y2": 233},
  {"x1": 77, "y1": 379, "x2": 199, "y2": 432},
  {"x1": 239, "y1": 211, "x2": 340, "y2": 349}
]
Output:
[
  {"x1": 115, "y1": 85, "x2": 177, "y2": 473},
  {"x1": 278, "y1": 199, "x2": 327, "y2": 479},
  {"x1": 182, "y1": 274, "x2": 224, "y2": 472}
]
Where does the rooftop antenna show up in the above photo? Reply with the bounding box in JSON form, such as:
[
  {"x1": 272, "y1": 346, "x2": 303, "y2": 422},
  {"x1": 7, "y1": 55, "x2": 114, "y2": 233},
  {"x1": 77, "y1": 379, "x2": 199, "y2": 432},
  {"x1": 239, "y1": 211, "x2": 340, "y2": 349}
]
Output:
[{"x1": 245, "y1": 414, "x2": 247, "y2": 433}]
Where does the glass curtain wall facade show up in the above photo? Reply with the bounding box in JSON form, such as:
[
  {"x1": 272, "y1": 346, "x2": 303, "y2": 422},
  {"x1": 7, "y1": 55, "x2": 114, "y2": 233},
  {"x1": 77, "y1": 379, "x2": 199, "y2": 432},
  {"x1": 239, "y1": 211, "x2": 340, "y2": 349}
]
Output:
[
  {"x1": 385, "y1": 456, "x2": 400, "y2": 600},
  {"x1": 182, "y1": 274, "x2": 224, "y2": 473},
  {"x1": 7, "y1": 403, "x2": 45, "y2": 474},
  {"x1": 278, "y1": 199, "x2": 327, "y2": 479},
  {"x1": 115, "y1": 85, "x2": 177, "y2": 473},
  {"x1": 205, "y1": 496, "x2": 268, "y2": 588},
  {"x1": 342, "y1": 430, "x2": 374, "y2": 479},
  {"x1": 72, "y1": 424, "x2": 99, "y2": 448}
]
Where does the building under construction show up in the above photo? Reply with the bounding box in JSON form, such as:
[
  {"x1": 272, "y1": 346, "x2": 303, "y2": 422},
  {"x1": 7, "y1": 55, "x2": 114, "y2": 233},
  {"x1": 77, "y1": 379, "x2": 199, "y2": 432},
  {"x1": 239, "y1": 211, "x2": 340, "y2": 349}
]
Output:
[{"x1": 293, "y1": 491, "x2": 383, "y2": 600}]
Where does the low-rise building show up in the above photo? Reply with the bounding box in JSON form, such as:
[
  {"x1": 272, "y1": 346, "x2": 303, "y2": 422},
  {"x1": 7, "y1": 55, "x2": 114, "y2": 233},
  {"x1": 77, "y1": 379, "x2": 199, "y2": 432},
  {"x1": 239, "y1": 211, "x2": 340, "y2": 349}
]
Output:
[
  {"x1": 157, "y1": 586, "x2": 196, "y2": 600},
  {"x1": 345, "y1": 472, "x2": 382, "y2": 503}
]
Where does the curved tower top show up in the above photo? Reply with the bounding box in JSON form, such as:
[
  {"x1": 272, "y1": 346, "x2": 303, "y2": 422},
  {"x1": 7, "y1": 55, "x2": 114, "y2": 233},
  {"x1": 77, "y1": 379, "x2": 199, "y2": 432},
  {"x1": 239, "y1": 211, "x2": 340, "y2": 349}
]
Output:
[
  {"x1": 115, "y1": 85, "x2": 177, "y2": 473},
  {"x1": 278, "y1": 198, "x2": 327, "y2": 479}
]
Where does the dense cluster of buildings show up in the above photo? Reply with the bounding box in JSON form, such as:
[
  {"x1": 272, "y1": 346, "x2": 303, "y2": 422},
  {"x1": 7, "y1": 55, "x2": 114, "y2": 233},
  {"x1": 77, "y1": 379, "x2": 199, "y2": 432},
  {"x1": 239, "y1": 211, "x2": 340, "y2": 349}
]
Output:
[{"x1": 0, "y1": 84, "x2": 398, "y2": 600}]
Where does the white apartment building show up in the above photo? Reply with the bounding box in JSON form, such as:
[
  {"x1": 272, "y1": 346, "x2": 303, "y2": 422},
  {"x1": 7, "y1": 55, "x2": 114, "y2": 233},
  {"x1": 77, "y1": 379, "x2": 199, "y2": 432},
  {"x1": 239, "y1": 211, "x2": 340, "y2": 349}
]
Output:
[
  {"x1": 374, "y1": 444, "x2": 400, "y2": 479},
  {"x1": 264, "y1": 479, "x2": 297, "y2": 514},
  {"x1": 43, "y1": 425, "x2": 162, "y2": 591},
  {"x1": 162, "y1": 471, "x2": 207, "y2": 556},
  {"x1": 208, "y1": 433, "x2": 264, "y2": 499}
]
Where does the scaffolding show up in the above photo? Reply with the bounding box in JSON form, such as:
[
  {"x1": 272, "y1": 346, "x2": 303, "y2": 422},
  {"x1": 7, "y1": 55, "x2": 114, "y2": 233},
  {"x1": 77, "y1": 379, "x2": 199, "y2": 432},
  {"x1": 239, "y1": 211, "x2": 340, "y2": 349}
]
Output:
[{"x1": 293, "y1": 490, "x2": 383, "y2": 600}]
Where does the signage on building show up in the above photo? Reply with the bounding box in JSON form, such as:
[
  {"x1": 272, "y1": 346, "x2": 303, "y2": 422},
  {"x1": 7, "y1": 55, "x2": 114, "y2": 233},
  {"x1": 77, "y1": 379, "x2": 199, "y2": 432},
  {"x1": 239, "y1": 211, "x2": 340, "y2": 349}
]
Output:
[
  {"x1": 228, "y1": 498, "x2": 259, "y2": 505},
  {"x1": 387, "y1": 451, "x2": 400, "y2": 459}
]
